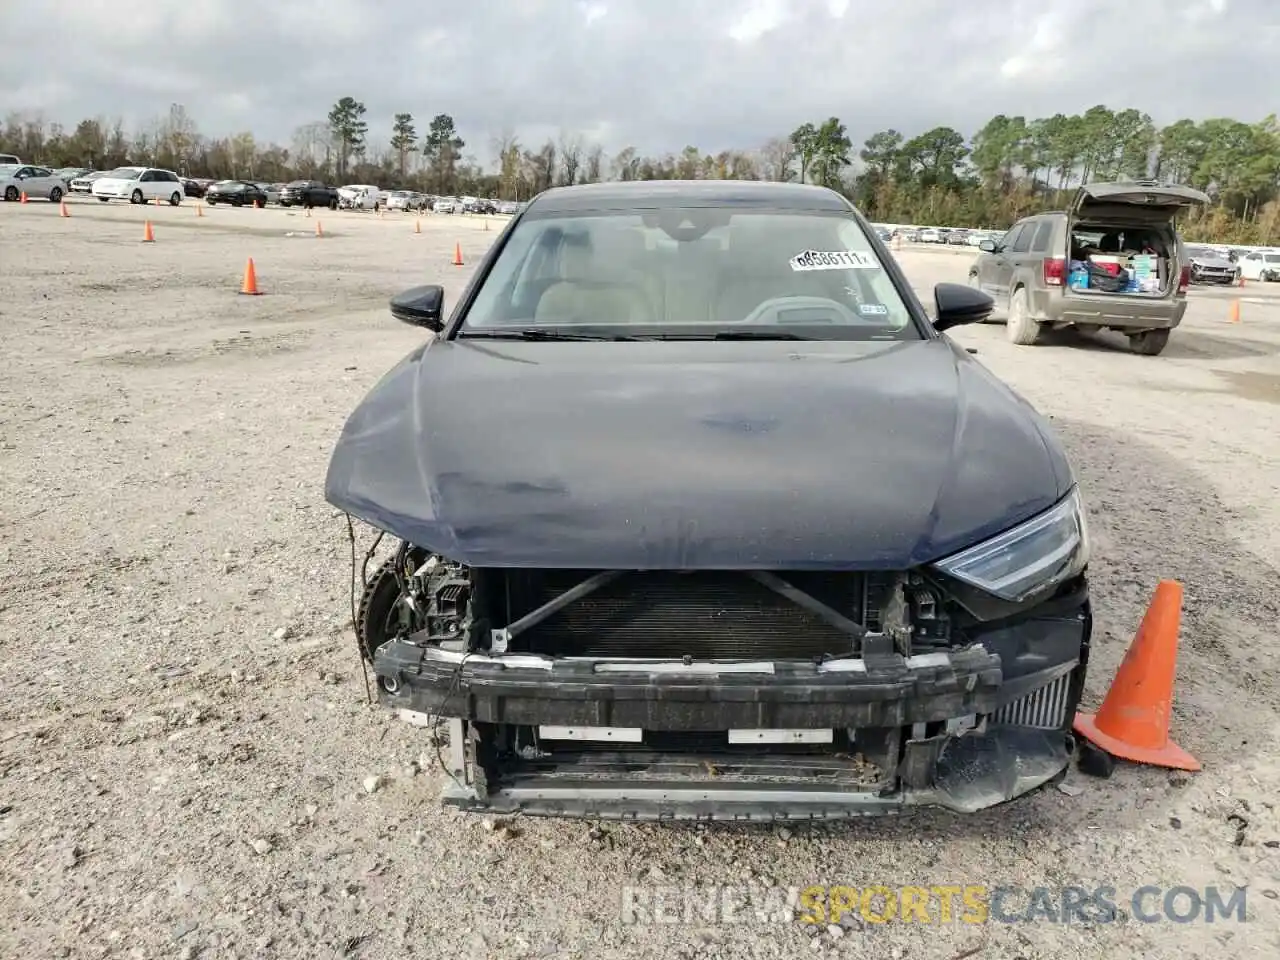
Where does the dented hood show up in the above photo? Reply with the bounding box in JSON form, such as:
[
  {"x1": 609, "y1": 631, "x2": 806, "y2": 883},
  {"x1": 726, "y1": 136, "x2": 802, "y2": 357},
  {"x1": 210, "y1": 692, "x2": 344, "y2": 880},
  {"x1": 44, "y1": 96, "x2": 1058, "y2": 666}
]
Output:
[{"x1": 323, "y1": 337, "x2": 1072, "y2": 569}]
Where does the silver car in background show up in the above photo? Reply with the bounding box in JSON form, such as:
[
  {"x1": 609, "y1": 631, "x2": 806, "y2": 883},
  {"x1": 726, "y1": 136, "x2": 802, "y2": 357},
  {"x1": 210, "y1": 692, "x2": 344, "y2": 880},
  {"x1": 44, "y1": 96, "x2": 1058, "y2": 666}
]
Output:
[{"x1": 1184, "y1": 245, "x2": 1239, "y2": 285}]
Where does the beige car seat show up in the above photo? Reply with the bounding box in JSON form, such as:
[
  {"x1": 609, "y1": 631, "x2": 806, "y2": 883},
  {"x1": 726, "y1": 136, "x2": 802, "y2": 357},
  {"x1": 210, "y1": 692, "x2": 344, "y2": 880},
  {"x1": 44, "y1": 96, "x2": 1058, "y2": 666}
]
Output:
[{"x1": 534, "y1": 229, "x2": 657, "y2": 324}]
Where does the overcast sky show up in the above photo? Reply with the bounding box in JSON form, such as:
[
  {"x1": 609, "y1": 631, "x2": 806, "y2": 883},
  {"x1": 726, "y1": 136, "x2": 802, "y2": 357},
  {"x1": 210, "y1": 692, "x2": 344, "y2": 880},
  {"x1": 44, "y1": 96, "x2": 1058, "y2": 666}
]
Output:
[{"x1": 3, "y1": 0, "x2": 1277, "y2": 165}]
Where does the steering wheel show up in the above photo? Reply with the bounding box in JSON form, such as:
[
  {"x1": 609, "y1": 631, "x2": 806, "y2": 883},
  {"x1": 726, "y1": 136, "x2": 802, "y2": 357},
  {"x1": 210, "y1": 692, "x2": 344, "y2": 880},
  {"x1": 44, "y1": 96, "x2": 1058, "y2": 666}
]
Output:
[{"x1": 734, "y1": 296, "x2": 864, "y2": 326}]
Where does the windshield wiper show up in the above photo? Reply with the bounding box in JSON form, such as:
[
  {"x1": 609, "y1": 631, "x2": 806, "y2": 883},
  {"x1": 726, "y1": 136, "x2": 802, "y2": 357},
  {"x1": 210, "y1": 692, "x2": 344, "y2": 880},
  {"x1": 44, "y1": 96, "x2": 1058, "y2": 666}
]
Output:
[
  {"x1": 637, "y1": 330, "x2": 817, "y2": 341},
  {"x1": 459, "y1": 329, "x2": 642, "y2": 342}
]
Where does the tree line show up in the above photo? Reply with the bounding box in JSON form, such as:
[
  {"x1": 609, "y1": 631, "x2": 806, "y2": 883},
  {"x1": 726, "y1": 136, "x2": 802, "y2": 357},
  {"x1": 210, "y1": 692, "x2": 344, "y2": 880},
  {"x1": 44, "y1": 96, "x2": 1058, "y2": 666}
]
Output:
[{"x1": 3, "y1": 101, "x2": 1278, "y2": 244}]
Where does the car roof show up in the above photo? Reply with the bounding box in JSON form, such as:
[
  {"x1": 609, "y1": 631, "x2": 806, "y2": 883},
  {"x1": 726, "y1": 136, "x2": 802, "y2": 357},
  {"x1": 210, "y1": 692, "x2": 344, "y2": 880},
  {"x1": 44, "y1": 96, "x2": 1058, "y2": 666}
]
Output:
[{"x1": 527, "y1": 179, "x2": 852, "y2": 214}]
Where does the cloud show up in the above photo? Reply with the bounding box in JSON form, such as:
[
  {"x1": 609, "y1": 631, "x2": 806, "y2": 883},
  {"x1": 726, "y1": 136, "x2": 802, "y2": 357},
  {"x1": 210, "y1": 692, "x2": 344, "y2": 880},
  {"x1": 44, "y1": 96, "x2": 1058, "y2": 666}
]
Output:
[{"x1": 1, "y1": 0, "x2": 1277, "y2": 166}]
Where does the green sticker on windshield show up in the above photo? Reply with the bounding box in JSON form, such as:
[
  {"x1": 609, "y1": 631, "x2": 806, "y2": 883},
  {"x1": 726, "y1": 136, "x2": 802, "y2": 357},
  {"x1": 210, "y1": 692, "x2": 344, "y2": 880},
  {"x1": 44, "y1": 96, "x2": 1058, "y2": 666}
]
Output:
[{"x1": 790, "y1": 249, "x2": 879, "y2": 271}]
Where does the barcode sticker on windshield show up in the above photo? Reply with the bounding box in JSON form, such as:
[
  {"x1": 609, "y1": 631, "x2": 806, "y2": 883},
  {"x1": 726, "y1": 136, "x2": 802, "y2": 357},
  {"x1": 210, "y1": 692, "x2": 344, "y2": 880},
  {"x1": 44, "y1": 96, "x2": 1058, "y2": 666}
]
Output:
[{"x1": 790, "y1": 249, "x2": 879, "y2": 271}]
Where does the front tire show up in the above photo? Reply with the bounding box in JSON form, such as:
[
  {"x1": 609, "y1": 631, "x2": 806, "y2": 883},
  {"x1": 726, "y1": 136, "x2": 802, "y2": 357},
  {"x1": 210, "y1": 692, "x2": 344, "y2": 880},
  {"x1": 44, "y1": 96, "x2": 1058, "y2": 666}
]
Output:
[
  {"x1": 98, "y1": 197, "x2": 109, "y2": 202},
  {"x1": 131, "y1": 189, "x2": 144, "y2": 204},
  {"x1": 1005, "y1": 287, "x2": 1045, "y2": 345},
  {"x1": 1129, "y1": 329, "x2": 1170, "y2": 356},
  {"x1": 3, "y1": 186, "x2": 17, "y2": 201},
  {"x1": 169, "y1": 192, "x2": 182, "y2": 206},
  {"x1": 50, "y1": 187, "x2": 63, "y2": 203},
  {"x1": 328, "y1": 197, "x2": 338, "y2": 210}
]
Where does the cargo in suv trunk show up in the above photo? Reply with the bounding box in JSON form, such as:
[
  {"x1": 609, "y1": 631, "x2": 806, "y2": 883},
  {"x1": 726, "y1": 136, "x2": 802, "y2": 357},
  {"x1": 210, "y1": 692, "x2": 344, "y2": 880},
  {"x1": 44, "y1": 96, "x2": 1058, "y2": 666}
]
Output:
[
  {"x1": 1070, "y1": 180, "x2": 1208, "y2": 300},
  {"x1": 1061, "y1": 181, "x2": 1210, "y2": 301}
]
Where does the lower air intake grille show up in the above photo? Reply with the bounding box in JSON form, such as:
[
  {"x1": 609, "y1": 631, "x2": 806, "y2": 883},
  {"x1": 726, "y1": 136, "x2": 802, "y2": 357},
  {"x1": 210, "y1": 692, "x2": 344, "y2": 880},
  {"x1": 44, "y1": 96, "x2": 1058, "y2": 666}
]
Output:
[
  {"x1": 991, "y1": 673, "x2": 1072, "y2": 729},
  {"x1": 510, "y1": 570, "x2": 872, "y2": 660}
]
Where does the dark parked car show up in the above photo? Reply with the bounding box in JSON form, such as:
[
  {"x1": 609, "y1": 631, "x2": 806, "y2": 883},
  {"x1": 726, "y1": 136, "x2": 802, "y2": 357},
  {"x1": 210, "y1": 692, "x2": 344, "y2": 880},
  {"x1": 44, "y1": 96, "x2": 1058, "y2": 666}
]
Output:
[
  {"x1": 182, "y1": 178, "x2": 206, "y2": 198},
  {"x1": 278, "y1": 180, "x2": 339, "y2": 209},
  {"x1": 324, "y1": 180, "x2": 1093, "y2": 822},
  {"x1": 204, "y1": 180, "x2": 268, "y2": 207}
]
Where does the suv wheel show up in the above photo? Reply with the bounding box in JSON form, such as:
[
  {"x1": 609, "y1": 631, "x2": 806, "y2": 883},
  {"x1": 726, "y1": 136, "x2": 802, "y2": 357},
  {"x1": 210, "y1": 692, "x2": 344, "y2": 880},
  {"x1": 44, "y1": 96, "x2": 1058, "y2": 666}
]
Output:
[
  {"x1": 1005, "y1": 288, "x2": 1044, "y2": 345},
  {"x1": 131, "y1": 189, "x2": 144, "y2": 204},
  {"x1": 1129, "y1": 329, "x2": 1170, "y2": 356}
]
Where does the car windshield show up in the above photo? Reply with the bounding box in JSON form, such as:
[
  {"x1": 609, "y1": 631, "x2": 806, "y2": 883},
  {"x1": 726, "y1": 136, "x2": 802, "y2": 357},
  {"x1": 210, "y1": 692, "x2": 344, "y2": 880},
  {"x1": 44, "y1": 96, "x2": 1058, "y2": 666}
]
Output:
[
  {"x1": 106, "y1": 167, "x2": 143, "y2": 179},
  {"x1": 1186, "y1": 247, "x2": 1213, "y2": 258},
  {"x1": 460, "y1": 207, "x2": 919, "y2": 341}
]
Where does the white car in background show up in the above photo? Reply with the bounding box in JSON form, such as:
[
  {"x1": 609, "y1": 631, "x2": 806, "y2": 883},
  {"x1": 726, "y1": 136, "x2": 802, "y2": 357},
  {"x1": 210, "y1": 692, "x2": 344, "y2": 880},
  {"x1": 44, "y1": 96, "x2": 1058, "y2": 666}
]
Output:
[
  {"x1": 70, "y1": 171, "x2": 109, "y2": 193},
  {"x1": 1237, "y1": 249, "x2": 1280, "y2": 282},
  {"x1": 91, "y1": 166, "x2": 186, "y2": 205},
  {"x1": 338, "y1": 184, "x2": 382, "y2": 210},
  {"x1": 432, "y1": 198, "x2": 456, "y2": 214},
  {"x1": 919, "y1": 227, "x2": 940, "y2": 243},
  {"x1": 0, "y1": 163, "x2": 69, "y2": 202},
  {"x1": 384, "y1": 190, "x2": 426, "y2": 211}
]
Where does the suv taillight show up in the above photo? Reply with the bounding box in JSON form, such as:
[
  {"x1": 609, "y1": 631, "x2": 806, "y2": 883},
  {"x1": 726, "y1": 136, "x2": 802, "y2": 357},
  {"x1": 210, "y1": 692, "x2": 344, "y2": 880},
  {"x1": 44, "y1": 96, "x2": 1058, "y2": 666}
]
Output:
[
  {"x1": 1177, "y1": 264, "x2": 1190, "y2": 293},
  {"x1": 1042, "y1": 256, "x2": 1065, "y2": 286}
]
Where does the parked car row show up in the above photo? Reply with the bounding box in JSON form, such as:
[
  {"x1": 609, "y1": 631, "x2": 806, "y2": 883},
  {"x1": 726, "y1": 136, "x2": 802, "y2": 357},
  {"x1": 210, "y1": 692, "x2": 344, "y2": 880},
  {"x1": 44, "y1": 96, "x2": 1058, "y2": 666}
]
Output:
[{"x1": 4, "y1": 160, "x2": 528, "y2": 218}]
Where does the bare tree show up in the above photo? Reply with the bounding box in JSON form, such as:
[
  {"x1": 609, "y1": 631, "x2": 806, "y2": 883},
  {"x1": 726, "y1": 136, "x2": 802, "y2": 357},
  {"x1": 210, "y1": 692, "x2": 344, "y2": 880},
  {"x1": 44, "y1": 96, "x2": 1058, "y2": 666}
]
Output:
[
  {"x1": 759, "y1": 137, "x2": 796, "y2": 182},
  {"x1": 291, "y1": 122, "x2": 333, "y2": 177},
  {"x1": 583, "y1": 144, "x2": 604, "y2": 183},
  {"x1": 611, "y1": 146, "x2": 639, "y2": 181},
  {"x1": 558, "y1": 133, "x2": 583, "y2": 186}
]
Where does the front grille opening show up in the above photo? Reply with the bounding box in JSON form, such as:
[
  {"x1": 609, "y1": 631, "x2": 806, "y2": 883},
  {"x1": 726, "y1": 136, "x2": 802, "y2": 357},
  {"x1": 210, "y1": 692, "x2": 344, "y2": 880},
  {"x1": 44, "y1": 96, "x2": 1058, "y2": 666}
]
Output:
[
  {"x1": 502, "y1": 570, "x2": 885, "y2": 660},
  {"x1": 499, "y1": 726, "x2": 892, "y2": 790}
]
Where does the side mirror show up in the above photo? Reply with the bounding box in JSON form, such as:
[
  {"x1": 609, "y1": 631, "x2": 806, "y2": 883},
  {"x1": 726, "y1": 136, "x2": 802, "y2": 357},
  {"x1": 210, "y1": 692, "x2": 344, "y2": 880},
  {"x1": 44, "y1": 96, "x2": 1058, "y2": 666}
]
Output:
[
  {"x1": 390, "y1": 284, "x2": 445, "y2": 331},
  {"x1": 933, "y1": 282, "x2": 993, "y2": 331},
  {"x1": 978, "y1": 240, "x2": 996, "y2": 253}
]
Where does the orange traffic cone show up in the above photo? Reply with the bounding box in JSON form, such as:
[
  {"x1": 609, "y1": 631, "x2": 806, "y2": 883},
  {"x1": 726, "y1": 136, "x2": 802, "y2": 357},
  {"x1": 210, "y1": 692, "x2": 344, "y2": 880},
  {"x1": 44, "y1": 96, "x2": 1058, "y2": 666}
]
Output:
[
  {"x1": 196, "y1": 202, "x2": 203, "y2": 217},
  {"x1": 1228, "y1": 300, "x2": 1241, "y2": 324},
  {"x1": 239, "y1": 258, "x2": 261, "y2": 296},
  {"x1": 315, "y1": 221, "x2": 324, "y2": 238},
  {"x1": 142, "y1": 220, "x2": 155, "y2": 243},
  {"x1": 1072, "y1": 580, "x2": 1200, "y2": 771},
  {"x1": 452, "y1": 242, "x2": 464, "y2": 266},
  {"x1": 414, "y1": 219, "x2": 421, "y2": 234},
  {"x1": 59, "y1": 200, "x2": 69, "y2": 217},
  {"x1": 20, "y1": 191, "x2": 28, "y2": 203},
  {"x1": 155, "y1": 197, "x2": 163, "y2": 206}
]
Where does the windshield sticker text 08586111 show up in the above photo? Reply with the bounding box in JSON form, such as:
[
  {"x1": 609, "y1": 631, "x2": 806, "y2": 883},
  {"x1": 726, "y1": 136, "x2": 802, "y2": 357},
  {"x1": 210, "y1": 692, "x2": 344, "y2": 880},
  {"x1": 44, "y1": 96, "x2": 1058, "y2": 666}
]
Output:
[{"x1": 789, "y1": 249, "x2": 880, "y2": 271}]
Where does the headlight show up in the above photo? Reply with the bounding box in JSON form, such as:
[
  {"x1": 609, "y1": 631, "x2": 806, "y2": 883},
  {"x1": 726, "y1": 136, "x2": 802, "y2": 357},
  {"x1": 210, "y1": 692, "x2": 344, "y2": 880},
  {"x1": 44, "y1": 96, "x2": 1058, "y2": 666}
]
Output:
[{"x1": 933, "y1": 487, "x2": 1090, "y2": 602}]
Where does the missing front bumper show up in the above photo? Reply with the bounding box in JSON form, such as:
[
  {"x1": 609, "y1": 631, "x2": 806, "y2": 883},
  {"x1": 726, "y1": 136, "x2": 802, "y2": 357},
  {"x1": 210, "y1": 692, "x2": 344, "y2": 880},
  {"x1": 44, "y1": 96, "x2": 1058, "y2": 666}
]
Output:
[
  {"x1": 438, "y1": 723, "x2": 1072, "y2": 820},
  {"x1": 374, "y1": 613, "x2": 1088, "y2": 819}
]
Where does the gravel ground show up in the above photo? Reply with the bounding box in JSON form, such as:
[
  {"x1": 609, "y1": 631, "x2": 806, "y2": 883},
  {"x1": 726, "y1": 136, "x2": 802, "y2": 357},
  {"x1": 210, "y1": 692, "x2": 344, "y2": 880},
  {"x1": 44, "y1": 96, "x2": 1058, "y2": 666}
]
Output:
[{"x1": 2, "y1": 196, "x2": 1279, "y2": 960}]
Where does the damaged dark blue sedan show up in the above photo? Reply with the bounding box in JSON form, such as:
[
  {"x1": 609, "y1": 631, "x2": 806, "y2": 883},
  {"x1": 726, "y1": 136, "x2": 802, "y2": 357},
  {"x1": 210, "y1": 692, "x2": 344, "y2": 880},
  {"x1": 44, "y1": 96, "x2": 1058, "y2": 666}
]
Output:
[{"x1": 324, "y1": 180, "x2": 1093, "y2": 821}]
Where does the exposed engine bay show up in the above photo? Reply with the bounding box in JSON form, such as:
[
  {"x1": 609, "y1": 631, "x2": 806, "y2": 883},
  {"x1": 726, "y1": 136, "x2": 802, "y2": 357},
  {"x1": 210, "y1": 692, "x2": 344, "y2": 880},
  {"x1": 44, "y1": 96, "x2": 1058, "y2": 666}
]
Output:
[{"x1": 351, "y1": 535, "x2": 1091, "y2": 821}]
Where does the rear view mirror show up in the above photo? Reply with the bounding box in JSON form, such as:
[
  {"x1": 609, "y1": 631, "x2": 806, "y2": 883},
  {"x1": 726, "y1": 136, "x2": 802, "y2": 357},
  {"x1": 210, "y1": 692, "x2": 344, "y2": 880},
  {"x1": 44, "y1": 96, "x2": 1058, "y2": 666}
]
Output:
[
  {"x1": 390, "y1": 285, "x2": 445, "y2": 331},
  {"x1": 978, "y1": 240, "x2": 996, "y2": 253},
  {"x1": 933, "y1": 282, "x2": 993, "y2": 331}
]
